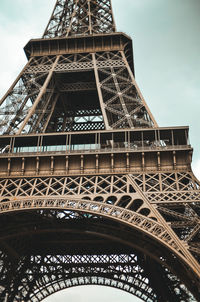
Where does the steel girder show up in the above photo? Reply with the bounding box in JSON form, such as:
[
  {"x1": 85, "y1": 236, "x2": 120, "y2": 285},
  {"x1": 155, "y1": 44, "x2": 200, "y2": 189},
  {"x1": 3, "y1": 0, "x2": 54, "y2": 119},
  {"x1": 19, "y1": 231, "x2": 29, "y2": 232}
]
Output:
[
  {"x1": 0, "y1": 0, "x2": 199, "y2": 301},
  {"x1": 43, "y1": 0, "x2": 116, "y2": 38},
  {"x1": 0, "y1": 51, "x2": 156, "y2": 135},
  {"x1": 0, "y1": 172, "x2": 199, "y2": 300},
  {"x1": 0, "y1": 211, "x2": 197, "y2": 301}
]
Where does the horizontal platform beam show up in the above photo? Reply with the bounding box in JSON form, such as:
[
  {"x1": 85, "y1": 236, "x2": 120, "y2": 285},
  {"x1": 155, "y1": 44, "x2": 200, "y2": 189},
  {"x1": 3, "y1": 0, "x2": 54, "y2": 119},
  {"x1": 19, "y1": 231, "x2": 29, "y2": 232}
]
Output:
[
  {"x1": 0, "y1": 149, "x2": 192, "y2": 178},
  {"x1": 24, "y1": 33, "x2": 134, "y2": 75}
]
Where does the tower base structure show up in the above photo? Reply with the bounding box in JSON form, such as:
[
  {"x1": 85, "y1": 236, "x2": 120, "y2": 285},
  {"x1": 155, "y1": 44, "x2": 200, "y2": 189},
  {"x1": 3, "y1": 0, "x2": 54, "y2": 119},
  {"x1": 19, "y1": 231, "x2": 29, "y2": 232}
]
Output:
[{"x1": 0, "y1": 128, "x2": 199, "y2": 301}]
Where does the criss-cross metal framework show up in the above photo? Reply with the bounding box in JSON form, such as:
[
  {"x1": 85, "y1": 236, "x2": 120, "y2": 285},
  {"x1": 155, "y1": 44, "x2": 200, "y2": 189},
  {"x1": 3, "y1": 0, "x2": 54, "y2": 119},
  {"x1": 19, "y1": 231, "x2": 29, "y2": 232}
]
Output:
[
  {"x1": 43, "y1": 0, "x2": 116, "y2": 37},
  {"x1": 0, "y1": 48, "x2": 155, "y2": 134},
  {"x1": 0, "y1": 0, "x2": 199, "y2": 301}
]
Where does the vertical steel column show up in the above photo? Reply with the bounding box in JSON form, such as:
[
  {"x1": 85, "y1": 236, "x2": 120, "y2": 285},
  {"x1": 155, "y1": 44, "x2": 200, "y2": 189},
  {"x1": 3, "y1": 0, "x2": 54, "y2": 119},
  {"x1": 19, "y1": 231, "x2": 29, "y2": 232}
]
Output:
[{"x1": 17, "y1": 56, "x2": 60, "y2": 134}]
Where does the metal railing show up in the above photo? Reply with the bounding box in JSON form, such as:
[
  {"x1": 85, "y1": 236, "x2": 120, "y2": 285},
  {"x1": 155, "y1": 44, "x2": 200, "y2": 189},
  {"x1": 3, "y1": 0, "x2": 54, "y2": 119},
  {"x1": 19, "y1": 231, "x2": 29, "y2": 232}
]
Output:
[{"x1": 0, "y1": 144, "x2": 191, "y2": 157}]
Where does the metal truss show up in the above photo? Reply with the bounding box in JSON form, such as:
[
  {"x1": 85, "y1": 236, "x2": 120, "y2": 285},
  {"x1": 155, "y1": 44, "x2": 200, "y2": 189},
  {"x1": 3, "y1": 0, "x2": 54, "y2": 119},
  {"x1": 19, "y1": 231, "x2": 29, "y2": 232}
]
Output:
[
  {"x1": 1, "y1": 253, "x2": 157, "y2": 302},
  {"x1": 0, "y1": 0, "x2": 199, "y2": 301},
  {"x1": 0, "y1": 56, "x2": 58, "y2": 135},
  {"x1": 0, "y1": 211, "x2": 197, "y2": 302},
  {"x1": 93, "y1": 51, "x2": 156, "y2": 129},
  {"x1": 0, "y1": 172, "x2": 199, "y2": 201},
  {"x1": 0, "y1": 172, "x2": 200, "y2": 283},
  {"x1": 0, "y1": 51, "x2": 156, "y2": 135},
  {"x1": 43, "y1": 0, "x2": 116, "y2": 38}
]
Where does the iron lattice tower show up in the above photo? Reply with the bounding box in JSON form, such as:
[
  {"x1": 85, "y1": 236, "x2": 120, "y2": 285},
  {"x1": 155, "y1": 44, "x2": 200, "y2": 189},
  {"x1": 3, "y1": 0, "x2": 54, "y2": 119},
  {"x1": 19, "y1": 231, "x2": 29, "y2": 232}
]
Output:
[{"x1": 0, "y1": 1, "x2": 199, "y2": 301}]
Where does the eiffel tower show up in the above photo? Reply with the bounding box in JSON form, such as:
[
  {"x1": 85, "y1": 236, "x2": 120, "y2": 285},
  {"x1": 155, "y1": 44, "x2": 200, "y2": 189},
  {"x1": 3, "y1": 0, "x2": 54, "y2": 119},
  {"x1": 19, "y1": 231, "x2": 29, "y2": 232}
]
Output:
[{"x1": 0, "y1": 0, "x2": 199, "y2": 301}]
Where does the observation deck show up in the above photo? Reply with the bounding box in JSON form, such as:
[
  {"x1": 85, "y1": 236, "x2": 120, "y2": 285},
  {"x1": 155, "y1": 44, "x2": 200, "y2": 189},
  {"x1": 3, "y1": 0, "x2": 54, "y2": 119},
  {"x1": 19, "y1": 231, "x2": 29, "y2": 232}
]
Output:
[{"x1": 0, "y1": 126, "x2": 192, "y2": 177}]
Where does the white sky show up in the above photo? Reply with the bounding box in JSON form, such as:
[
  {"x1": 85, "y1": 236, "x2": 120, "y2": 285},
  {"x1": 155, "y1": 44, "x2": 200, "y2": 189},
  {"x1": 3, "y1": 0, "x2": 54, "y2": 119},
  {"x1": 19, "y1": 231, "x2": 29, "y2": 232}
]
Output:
[
  {"x1": 0, "y1": 0, "x2": 199, "y2": 301},
  {"x1": 43, "y1": 286, "x2": 142, "y2": 302}
]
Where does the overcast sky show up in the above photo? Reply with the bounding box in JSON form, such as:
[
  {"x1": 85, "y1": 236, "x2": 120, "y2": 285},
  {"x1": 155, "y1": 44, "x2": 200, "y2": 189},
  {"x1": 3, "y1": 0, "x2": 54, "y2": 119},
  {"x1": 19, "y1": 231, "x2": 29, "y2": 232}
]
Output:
[{"x1": 0, "y1": 0, "x2": 199, "y2": 301}]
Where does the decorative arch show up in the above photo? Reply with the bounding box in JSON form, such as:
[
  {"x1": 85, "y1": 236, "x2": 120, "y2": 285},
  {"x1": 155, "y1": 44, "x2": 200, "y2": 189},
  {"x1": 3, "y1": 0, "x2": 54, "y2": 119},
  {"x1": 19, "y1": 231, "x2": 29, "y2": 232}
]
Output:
[
  {"x1": 0, "y1": 197, "x2": 185, "y2": 256},
  {"x1": 0, "y1": 196, "x2": 197, "y2": 266},
  {"x1": 0, "y1": 206, "x2": 198, "y2": 301},
  {"x1": 30, "y1": 273, "x2": 156, "y2": 301},
  {"x1": 0, "y1": 174, "x2": 199, "y2": 301}
]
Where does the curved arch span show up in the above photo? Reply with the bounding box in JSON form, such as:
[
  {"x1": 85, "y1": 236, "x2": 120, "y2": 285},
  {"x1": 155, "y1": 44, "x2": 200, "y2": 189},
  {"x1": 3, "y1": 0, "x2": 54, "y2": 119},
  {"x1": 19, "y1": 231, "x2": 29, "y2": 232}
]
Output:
[
  {"x1": 30, "y1": 276, "x2": 152, "y2": 302},
  {"x1": 0, "y1": 196, "x2": 197, "y2": 272},
  {"x1": 0, "y1": 209, "x2": 198, "y2": 301}
]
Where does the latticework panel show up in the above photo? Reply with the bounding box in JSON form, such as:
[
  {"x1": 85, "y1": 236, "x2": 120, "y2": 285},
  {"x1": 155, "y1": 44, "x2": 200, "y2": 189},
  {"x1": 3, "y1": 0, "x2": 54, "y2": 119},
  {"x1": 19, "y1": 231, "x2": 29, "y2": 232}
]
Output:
[
  {"x1": 0, "y1": 172, "x2": 199, "y2": 202},
  {"x1": 0, "y1": 0, "x2": 199, "y2": 300},
  {"x1": 0, "y1": 51, "x2": 156, "y2": 134},
  {"x1": 0, "y1": 56, "x2": 59, "y2": 135},
  {"x1": 131, "y1": 172, "x2": 200, "y2": 261},
  {"x1": 5, "y1": 254, "x2": 158, "y2": 302},
  {"x1": 0, "y1": 172, "x2": 200, "y2": 269},
  {"x1": 93, "y1": 51, "x2": 156, "y2": 129},
  {"x1": 0, "y1": 211, "x2": 197, "y2": 302},
  {"x1": 43, "y1": 0, "x2": 116, "y2": 38}
]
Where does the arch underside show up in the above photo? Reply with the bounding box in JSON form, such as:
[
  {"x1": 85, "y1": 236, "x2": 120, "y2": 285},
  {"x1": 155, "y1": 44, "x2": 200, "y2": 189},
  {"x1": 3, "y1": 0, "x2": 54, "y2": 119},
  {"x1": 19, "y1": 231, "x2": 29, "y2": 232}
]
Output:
[{"x1": 0, "y1": 210, "x2": 197, "y2": 302}]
